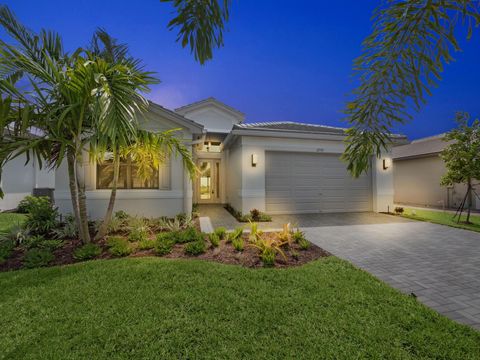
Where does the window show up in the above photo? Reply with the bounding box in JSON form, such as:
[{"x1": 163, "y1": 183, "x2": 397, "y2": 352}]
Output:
[
  {"x1": 96, "y1": 156, "x2": 169, "y2": 190},
  {"x1": 203, "y1": 141, "x2": 222, "y2": 153}
]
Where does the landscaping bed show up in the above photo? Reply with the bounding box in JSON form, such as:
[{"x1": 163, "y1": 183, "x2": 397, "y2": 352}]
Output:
[
  {"x1": 0, "y1": 197, "x2": 326, "y2": 272},
  {"x1": 224, "y1": 203, "x2": 272, "y2": 222}
]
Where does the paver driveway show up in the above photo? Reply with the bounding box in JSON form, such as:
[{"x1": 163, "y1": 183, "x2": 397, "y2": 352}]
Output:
[{"x1": 304, "y1": 221, "x2": 480, "y2": 329}]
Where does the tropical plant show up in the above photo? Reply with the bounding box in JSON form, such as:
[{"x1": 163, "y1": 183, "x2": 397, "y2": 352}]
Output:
[
  {"x1": 128, "y1": 226, "x2": 149, "y2": 243},
  {"x1": 440, "y1": 113, "x2": 480, "y2": 224},
  {"x1": 250, "y1": 209, "x2": 260, "y2": 222},
  {"x1": 394, "y1": 207, "x2": 405, "y2": 215},
  {"x1": 292, "y1": 228, "x2": 306, "y2": 244},
  {"x1": 298, "y1": 238, "x2": 310, "y2": 251},
  {"x1": 227, "y1": 227, "x2": 243, "y2": 243},
  {"x1": 106, "y1": 236, "x2": 132, "y2": 257},
  {"x1": 178, "y1": 227, "x2": 203, "y2": 244},
  {"x1": 23, "y1": 248, "x2": 54, "y2": 268},
  {"x1": 0, "y1": 223, "x2": 29, "y2": 246},
  {"x1": 138, "y1": 238, "x2": 156, "y2": 250},
  {"x1": 343, "y1": 1, "x2": 480, "y2": 177},
  {"x1": 160, "y1": 0, "x2": 231, "y2": 64},
  {"x1": 232, "y1": 236, "x2": 244, "y2": 252},
  {"x1": 73, "y1": 243, "x2": 102, "y2": 261},
  {"x1": 52, "y1": 214, "x2": 78, "y2": 239},
  {"x1": 208, "y1": 232, "x2": 220, "y2": 247},
  {"x1": 154, "y1": 236, "x2": 174, "y2": 256},
  {"x1": 184, "y1": 240, "x2": 206, "y2": 255},
  {"x1": 248, "y1": 221, "x2": 262, "y2": 244},
  {"x1": 213, "y1": 226, "x2": 226, "y2": 240},
  {"x1": 0, "y1": 238, "x2": 15, "y2": 263},
  {"x1": 250, "y1": 234, "x2": 287, "y2": 267}
]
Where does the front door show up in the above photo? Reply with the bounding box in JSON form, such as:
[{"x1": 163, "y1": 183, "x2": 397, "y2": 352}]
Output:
[{"x1": 197, "y1": 159, "x2": 221, "y2": 203}]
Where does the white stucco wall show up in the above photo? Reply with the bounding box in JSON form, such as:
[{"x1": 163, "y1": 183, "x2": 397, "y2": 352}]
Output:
[
  {"x1": 177, "y1": 106, "x2": 243, "y2": 133},
  {"x1": 225, "y1": 138, "x2": 243, "y2": 211},
  {"x1": 0, "y1": 154, "x2": 55, "y2": 211},
  {"x1": 226, "y1": 135, "x2": 392, "y2": 215},
  {"x1": 54, "y1": 112, "x2": 194, "y2": 219}
]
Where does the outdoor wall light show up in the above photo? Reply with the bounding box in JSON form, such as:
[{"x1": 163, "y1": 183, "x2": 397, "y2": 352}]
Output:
[
  {"x1": 251, "y1": 153, "x2": 258, "y2": 167},
  {"x1": 383, "y1": 158, "x2": 392, "y2": 170}
]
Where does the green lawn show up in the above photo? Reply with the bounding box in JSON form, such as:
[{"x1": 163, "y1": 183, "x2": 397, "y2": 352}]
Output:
[
  {"x1": 400, "y1": 208, "x2": 480, "y2": 233},
  {"x1": 0, "y1": 213, "x2": 26, "y2": 232},
  {"x1": 0, "y1": 258, "x2": 478, "y2": 359}
]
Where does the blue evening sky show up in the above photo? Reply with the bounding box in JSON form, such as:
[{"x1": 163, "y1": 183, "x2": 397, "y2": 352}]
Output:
[{"x1": 3, "y1": 1, "x2": 480, "y2": 139}]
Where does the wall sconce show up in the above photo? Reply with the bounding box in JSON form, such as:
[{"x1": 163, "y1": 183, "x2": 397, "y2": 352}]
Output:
[
  {"x1": 251, "y1": 153, "x2": 258, "y2": 167},
  {"x1": 383, "y1": 158, "x2": 391, "y2": 170}
]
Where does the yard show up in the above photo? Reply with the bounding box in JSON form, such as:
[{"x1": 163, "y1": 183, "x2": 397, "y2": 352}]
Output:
[
  {"x1": 0, "y1": 213, "x2": 25, "y2": 232},
  {"x1": 399, "y1": 208, "x2": 480, "y2": 233},
  {"x1": 1, "y1": 257, "x2": 479, "y2": 359}
]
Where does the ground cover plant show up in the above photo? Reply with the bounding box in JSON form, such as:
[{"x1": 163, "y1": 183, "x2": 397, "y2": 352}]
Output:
[
  {"x1": 0, "y1": 257, "x2": 479, "y2": 359},
  {"x1": 224, "y1": 204, "x2": 272, "y2": 222}
]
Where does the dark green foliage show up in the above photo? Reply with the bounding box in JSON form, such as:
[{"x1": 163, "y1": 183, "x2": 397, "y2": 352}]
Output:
[
  {"x1": 177, "y1": 227, "x2": 202, "y2": 244},
  {"x1": 23, "y1": 235, "x2": 46, "y2": 249},
  {"x1": 154, "y1": 238, "x2": 174, "y2": 256},
  {"x1": 394, "y1": 207, "x2": 404, "y2": 215},
  {"x1": 22, "y1": 196, "x2": 58, "y2": 235},
  {"x1": 52, "y1": 214, "x2": 77, "y2": 239},
  {"x1": 160, "y1": 0, "x2": 230, "y2": 64},
  {"x1": 23, "y1": 248, "x2": 54, "y2": 268},
  {"x1": 73, "y1": 243, "x2": 102, "y2": 261},
  {"x1": 184, "y1": 240, "x2": 206, "y2": 256},
  {"x1": 106, "y1": 237, "x2": 132, "y2": 257},
  {"x1": 343, "y1": 1, "x2": 480, "y2": 177},
  {"x1": 213, "y1": 226, "x2": 226, "y2": 240},
  {"x1": 138, "y1": 239, "x2": 156, "y2": 250},
  {"x1": 0, "y1": 238, "x2": 15, "y2": 263},
  {"x1": 224, "y1": 204, "x2": 271, "y2": 222},
  {"x1": 128, "y1": 226, "x2": 149, "y2": 243},
  {"x1": 208, "y1": 232, "x2": 220, "y2": 247},
  {"x1": 114, "y1": 210, "x2": 129, "y2": 220},
  {"x1": 38, "y1": 239, "x2": 64, "y2": 251}
]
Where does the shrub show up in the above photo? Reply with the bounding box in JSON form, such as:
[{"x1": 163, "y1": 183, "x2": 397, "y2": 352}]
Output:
[
  {"x1": 138, "y1": 238, "x2": 156, "y2": 250},
  {"x1": 214, "y1": 227, "x2": 227, "y2": 240},
  {"x1": 184, "y1": 240, "x2": 206, "y2": 255},
  {"x1": 232, "y1": 237, "x2": 244, "y2": 251},
  {"x1": 227, "y1": 227, "x2": 243, "y2": 243},
  {"x1": 38, "y1": 239, "x2": 64, "y2": 251},
  {"x1": 114, "y1": 210, "x2": 129, "y2": 220},
  {"x1": 23, "y1": 196, "x2": 58, "y2": 235},
  {"x1": 154, "y1": 240, "x2": 174, "y2": 256},
  {"x1": 23, "y1": 235, "x2": 46, "y2": 249},
  {"x1": 260, "y1": 248, "x2": 276, "y2": 267},
  {"x1": 0, "y1": 224, "x2": 29, "y2": 246},
  {"x1": 298, "y1": 238, "x2": 310, "y2": 250},
  {"x1": 177, "y1": 227, "x2": 203, "y2": 244},
  {"x1": 73, "y1": 243, "x2": 101, "y2": 261},
  {"x1": 128, "y1": 226, "x2": 149, "y2": 242},
  {"x1": 106, "y1": 236, "x2": 132, "y2": 257},
  {"x1": 107, "y1": 216, "x2": 124, "y2": 234},
  {"x1": 0, "y1": 239, "x2": 15, "y2": 264},
  {"x1": 17, "y1": 195, "x2": 38, "y2": 213},
  {"x1": 208, "y1": 232, "x2": 220, "y2": 247},
  {"x1": 292, "y1": 229, "x2": 306, "y2": 244},
  {"x1": 291, "y1": 250, "x2": 299, "y2": 260},
  {"x1": 250, "y1": 209, "x2": 261, "y2": 222},
  {"x1": 23, "y1": 248, "x2": 54, "y2": 268},
  {"x1": 52, "y1": 215, "x2": 77, "y2": 239},
  {"x1": 394, "y1": 207, "x2": 405, "y2": 215}
]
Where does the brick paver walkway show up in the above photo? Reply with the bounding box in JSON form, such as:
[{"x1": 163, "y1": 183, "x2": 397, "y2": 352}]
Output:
[{"x1": 304, "y1": 222, "x2": 480, "y2": 329}]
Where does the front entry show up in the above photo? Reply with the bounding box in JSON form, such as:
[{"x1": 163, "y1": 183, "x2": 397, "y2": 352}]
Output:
[{"x1": 196, "y1": 159, "x2": 221, "y2": 203}]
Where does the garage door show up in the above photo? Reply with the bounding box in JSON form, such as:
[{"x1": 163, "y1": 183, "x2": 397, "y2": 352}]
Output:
[{"x1": 265, "y1": 152, "x2": 372, "y2": 214}]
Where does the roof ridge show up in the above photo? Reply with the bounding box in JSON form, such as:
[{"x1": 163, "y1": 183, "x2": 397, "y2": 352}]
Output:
[
  {"x1": 174, "y1": 97, "x2": 245, "y2": 117},
  {"x1": 238, "y1": 121, "x2": 348, "y2": 131}
]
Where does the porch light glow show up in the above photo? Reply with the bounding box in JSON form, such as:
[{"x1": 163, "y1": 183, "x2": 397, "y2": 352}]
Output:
[
  {"x1": 383, "y1": 158, "x2": 391, "y2": 170},
  {"x1": 251, "y1": 153, "x2": 258, "y2": 167}
]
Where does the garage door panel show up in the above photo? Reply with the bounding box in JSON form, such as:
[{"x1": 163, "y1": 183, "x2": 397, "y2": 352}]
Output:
[{"x1": 265, "y1": 151, "x2": 372, "y2": 214}]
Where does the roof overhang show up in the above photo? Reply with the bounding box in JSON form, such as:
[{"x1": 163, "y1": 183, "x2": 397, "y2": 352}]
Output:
[
  {"x1": 175, "y1": 97, "x2": 245, "y2": 123},
  {"x1": 148, "y1": 101, "x2": 204, "y2": 135}
]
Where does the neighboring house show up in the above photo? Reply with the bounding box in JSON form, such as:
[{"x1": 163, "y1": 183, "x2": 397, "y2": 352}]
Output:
[
  {"x1": 0, "y1": 154, "x2": 55, "y2": 211},
  {"x1": 1, "y1": 97, "x2": 404, "y2": 217},
  {"x1": 393, "y1": 134, "x2": 480, "y2": 210}
]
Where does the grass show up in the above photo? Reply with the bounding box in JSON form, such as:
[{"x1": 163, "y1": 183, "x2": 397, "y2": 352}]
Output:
[
  {"x1": 0, "y1": 257, "x2": 479, "y2": 359},
  {"x1": 400, "y1": 208, "x2": 480, "y2": 233},
  {"x1": 0, "y1": 213, "x2": 26, "y2": 232}
]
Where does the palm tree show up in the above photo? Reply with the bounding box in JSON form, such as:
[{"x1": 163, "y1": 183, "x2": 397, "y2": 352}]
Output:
[{"x1": 343, "y1": 1, "x2": 480, "y2": 177}]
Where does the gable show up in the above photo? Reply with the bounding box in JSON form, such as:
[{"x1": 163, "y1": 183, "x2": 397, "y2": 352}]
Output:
[{"x1": 175, "y1": 98, "x2": 245, "y2": 133}]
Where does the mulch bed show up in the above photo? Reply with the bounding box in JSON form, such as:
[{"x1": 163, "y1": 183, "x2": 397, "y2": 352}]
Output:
[{"x1": 0, "y1": 232, "x2": 330, "y2": 272}]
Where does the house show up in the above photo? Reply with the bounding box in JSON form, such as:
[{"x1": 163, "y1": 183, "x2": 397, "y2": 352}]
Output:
[
  {"x1": 393, "y1": 134, "x2": 480, "y2": 210},
  {"x1": 1, "y1": 98, "x2": 404, "y2": 217}
]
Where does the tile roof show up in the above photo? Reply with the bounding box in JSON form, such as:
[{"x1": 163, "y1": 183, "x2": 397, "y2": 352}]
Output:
[
  {"x1": 234, "y1": 121, "x2": 348, "y2": 135},
  {"x1": 393, "y1": 133, "x2": 451, "y2": 159}
]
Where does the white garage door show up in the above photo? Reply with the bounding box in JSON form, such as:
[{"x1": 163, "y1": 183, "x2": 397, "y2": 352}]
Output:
[{"x1": 265, "y1": 151, "x2": 372, "y2": 214}]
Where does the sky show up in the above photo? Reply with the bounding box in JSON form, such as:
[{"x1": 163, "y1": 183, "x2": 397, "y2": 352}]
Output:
[{"x1": 2, "y1": 0, "x2": 480, "y2": 140}]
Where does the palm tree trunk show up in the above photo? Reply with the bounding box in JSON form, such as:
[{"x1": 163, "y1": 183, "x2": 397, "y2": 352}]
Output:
[
  {"x1": 66, "y1": 149, "x2": 85, "y2": 242},
  {"x1": 466, "y1": 179, "x2": 473, "y2": 224},
  {"x1": 95, "y1": 152, "x2": 120, "y2": 240},
  {"x1": 75, "y1": 160, "x2": 91, "y2": 243}
]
